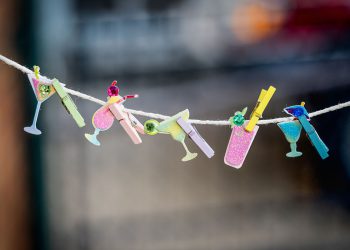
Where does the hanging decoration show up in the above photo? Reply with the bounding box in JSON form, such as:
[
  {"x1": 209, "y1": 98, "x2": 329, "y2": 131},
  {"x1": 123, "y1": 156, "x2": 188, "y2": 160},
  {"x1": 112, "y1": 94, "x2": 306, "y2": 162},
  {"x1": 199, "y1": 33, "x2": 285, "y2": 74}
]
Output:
[
  {"x1": 284, "y1": 102, "x2": 329, "y2": 159},
  {"x1": 24, "y1": 66, "x2": 85, "y2": 135},
  {"x1": 224, "y1": 86, "x2": 275, "y2": 168},
  {"x1": 144, "y1": 109, "x2": 214, "y2": 161},
  {"x1": 84, "y1": 80, "x2": 144, "y2": 146},
  {"x1": 0, "y1": 54, "x2": 348, "y2": 167}
]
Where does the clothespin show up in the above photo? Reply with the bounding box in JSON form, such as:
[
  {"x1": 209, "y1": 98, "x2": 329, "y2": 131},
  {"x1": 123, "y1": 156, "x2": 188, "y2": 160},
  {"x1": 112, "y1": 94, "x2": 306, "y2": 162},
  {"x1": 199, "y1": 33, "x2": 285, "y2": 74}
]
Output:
[
  {"x1": 245, "y1": 86, "x2": 276, "y2": 132},
  {"x1": 176, "y1": 117, "x2": 215, "y2": 158},
  {"x1": 51, "y1": 79, "x2": 86, "y2": 128},
  {"x1": 284, "y1": 102, "x2": 329, "y2": 159},
  {"x1": 109, "y1": 103, "x2": 143, "y2": 144},
  {"x1": 33, "y1": 65, "x2": 40, "y2": 80}
]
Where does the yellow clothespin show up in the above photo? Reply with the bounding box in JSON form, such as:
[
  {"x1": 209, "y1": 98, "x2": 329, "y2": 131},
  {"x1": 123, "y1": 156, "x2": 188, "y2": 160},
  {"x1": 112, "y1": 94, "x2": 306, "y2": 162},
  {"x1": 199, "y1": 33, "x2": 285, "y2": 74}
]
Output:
[
  {"x1": 33, "y1": 65, "x2": 40, "y2": 80},
  {"x1": 245, "y1": 86, "x2": 276, "y2": 132}
]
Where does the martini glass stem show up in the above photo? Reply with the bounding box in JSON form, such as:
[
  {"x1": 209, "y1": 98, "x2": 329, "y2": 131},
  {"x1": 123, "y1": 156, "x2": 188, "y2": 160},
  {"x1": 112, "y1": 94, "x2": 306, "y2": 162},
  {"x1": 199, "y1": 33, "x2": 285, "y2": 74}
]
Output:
[
  {"x1": 93, "y1": 128, "x2": 100, "y2": 137},
  {"x1": 290, "y1": 142, "x2": 297, "y2": 154},
  {"x1": 180, "y1": 141, "x2": 197, "y2": 161},
  {"x1": 31, "y1": 101, "x2": 42, "y2": 129},
  {"x1": 24, "y1": 101, "x2": 42, "y2": 135},
  {"x1": 181, "y1": 141, "x2": 191, "y2": 156},
  {"x1": 84, "y1": 128, "x2": 101, "y2": 146}
]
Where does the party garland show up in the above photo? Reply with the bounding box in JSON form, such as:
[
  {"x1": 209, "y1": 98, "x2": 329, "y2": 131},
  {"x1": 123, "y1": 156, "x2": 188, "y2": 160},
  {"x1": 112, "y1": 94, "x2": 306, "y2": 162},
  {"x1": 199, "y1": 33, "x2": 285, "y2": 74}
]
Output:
[{"x1": 1, "y1": 54, "x2": 349, "y2": 168}]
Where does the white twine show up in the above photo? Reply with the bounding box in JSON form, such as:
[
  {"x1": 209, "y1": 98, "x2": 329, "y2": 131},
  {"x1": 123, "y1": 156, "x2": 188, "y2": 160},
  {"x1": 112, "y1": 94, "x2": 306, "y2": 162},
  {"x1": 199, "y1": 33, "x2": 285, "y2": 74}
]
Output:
[{"x1": 1, "y1": 54, "x2": 349, "y2": 126}]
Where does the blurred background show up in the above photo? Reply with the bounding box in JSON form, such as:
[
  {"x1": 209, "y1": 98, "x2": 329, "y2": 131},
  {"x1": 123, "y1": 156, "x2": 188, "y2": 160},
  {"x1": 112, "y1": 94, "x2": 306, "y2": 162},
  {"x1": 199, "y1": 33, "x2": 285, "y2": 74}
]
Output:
[{"x1": 1, "y1": 0, "x2": 350, "y2": 249}]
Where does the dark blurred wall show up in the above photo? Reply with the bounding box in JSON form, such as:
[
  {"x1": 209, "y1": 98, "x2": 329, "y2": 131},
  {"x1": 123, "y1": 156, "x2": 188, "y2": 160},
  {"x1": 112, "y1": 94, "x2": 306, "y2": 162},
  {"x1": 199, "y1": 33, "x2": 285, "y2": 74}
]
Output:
[{"x1": 0, "y1": 1, "x2": 31, "y2": 250}]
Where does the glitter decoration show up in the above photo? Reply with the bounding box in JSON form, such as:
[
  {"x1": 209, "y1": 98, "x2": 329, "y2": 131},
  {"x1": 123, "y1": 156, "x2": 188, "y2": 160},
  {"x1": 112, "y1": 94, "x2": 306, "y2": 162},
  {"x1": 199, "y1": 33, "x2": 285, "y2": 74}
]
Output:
[
  {"x1": 39, "y1": 84, "x2": 51, "y2": 98},
  {"x1": 108, "y1": 85, "x2": 119, "y2": 97},
  {"x1": 229, "y1": 107, "x2": 248, "y2": 127},
  {"x1": 32, "y1": 78, "x2": 55, "y2": 102},
  {"x1": 92, "y1": 106, "x2": 115, "y2": 131},
  {"x1": 224, "y1": 122, "x2": 259, "y2": 168},
  {"x1": 233, "y1": 113, "x2": 245, "y2": 126},
  {"x1": 144, "y1": 119, "x2": 160, "y2": 135}
]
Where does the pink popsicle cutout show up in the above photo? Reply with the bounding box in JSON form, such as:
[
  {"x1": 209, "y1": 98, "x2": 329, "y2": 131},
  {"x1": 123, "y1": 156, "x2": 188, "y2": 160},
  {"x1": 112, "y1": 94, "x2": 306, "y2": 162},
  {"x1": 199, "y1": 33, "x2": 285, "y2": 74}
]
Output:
[
  {"x1": 224, "y1": 123, "x2": 259, "y2": 169},
  {"x1": 92, "y1": 106, "x2": 115, "y2": 131}
]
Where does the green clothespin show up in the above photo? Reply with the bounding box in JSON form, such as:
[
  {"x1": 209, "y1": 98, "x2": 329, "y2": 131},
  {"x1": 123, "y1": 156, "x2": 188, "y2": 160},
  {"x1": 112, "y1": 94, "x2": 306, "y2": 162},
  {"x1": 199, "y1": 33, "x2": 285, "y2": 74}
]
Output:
[{"x1": 51, "y1": 79, "x2": 85, "y2": 128}]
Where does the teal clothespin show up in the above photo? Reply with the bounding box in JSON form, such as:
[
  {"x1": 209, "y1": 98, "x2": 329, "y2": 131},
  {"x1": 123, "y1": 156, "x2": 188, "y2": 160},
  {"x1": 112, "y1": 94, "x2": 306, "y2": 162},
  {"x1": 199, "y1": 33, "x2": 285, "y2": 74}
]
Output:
[{"x1": 284, "y1": 102, "x2": 329, "y2": 159}]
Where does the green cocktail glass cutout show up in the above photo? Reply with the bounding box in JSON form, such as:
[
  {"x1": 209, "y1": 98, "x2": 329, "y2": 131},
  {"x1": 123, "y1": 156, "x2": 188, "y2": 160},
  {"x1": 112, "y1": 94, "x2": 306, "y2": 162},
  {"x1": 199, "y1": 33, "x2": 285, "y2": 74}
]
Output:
[{"x1": 145, "y1": 109, "x2": 197, "y2": 161}]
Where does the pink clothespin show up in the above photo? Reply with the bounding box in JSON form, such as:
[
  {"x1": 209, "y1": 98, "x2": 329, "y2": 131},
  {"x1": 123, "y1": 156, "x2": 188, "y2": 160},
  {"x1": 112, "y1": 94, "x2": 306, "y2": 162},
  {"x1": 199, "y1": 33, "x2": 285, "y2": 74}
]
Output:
[
  {"x1": 109, "y1": 104, "x2": 144, "y2": 144},
  {"x1": 176, "y1": 117, "x2": 214, "y2": 158}
]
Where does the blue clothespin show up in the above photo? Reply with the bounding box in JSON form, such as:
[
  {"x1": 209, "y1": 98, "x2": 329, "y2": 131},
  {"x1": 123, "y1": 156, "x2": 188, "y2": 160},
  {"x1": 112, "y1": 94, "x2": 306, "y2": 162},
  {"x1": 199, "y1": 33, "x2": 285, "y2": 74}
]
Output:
[{"x1": 284, "y1": 102, "x2": 329, "y2": 159}]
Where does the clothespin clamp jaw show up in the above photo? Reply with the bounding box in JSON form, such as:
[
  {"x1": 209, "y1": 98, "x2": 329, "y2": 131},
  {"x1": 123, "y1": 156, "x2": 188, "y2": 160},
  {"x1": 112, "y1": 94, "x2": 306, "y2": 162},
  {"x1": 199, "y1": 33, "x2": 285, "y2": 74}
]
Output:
[
  {"x1": 245, "y1": 86, "x2": 276, "y2": 132},
  {"x1": 229, "y1": 107, "x2": 247, "y2": 128}
]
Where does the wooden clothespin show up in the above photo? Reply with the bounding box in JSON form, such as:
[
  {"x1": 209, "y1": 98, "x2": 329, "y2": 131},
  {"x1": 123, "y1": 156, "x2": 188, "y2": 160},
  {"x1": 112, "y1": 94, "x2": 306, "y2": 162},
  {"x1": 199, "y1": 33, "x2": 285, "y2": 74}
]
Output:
[
  {"x1": 245, "y1": 86, "x2": 276, "y2": 132},
  {"x1": 51, "y1": 79, "x2": 86, "y2": 128},
  {"x1": 176, "y1": 117, "x2": 215, "y2": 158}
]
